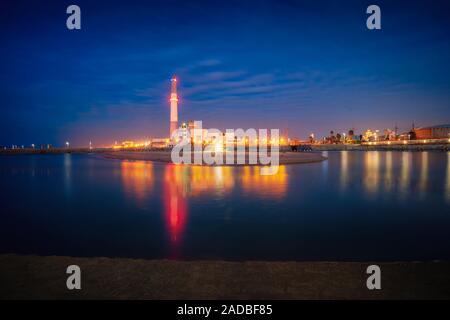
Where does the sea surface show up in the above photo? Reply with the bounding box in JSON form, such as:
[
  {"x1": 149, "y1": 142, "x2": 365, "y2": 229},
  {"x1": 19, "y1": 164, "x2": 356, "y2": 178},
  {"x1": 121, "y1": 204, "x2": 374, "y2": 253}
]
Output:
[{"x1": 1, "y1": 151, "x2": 450, "y2": 261}]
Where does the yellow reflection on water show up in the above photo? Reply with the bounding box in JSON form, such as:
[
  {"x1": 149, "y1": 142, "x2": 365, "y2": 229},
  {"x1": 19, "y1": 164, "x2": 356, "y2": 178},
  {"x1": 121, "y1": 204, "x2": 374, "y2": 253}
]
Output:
[
  {"x1": 400, "y1": 152, "x2": 411, "y2": 198},
  {"x1": 64, "y1": 153, "x2": 72, "y2": 193},
  {"x1": 190, "y1": 166, "x2": 234, "y2": 197},
  {"x1": 121, "y1": 161, "x2": 154, "y2": 205},
  {"x1": 241, "y1": 165, "x2": 288, "y2": 199},
  {"x1": 384, "y1": 152, "x2": 393, "y2": 192},
  {"x1": 364, "y1": 151, "x2": 380, "y2": 196},
  {"x1": 340, "y1": 151, "x2": 348, "y2": 191},
  {"x1": 419, "y1": 152, "x2": 428, "y2": 198},
  {"x1": 322, "y1": 151, "x2": 328, "y2": 176},
  {"x1": 121, "y1": 161, "x2": 288, "y2": 251},
  {"x1": 446, "y1": 153, "x2": 450, "y2": 203}
]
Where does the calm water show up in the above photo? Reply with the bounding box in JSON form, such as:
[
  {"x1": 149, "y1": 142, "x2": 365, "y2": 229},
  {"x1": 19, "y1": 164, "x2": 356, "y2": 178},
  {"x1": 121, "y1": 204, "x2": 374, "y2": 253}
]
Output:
[{"x1": 1, "y1": 152, "x2": 450, "y2": 261}]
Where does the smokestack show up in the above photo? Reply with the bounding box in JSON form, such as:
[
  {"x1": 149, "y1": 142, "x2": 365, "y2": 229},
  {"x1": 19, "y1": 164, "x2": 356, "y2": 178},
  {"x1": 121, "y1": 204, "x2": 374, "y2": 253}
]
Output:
[{"x1": 169, "y1": 76, "x2": 178, "y2": 139}]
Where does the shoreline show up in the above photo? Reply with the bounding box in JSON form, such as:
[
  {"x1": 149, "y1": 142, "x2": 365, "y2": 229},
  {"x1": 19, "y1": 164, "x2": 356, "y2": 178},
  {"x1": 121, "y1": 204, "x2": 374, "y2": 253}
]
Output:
[
  {"x1": 1, "y1": 254, "x2": 449, "y2": 299},
  {"x1": 0, "y1": 143, "x2": 448, "y2": 157},
  {"x1": 312, "y1": 143, "x2": 449, "y2": 152},
  {"x1": 0, "y1": 149, "x2": 328, "y2": 166},
  {"x1": 100, "y1": 150, "x2": 327, "y2": 166}
]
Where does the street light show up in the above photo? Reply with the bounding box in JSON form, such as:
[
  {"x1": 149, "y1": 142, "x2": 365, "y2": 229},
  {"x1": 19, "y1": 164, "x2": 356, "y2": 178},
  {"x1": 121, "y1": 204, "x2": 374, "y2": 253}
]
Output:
[{"x1": 66, "y1": 141, "x2": 70, "y2": 148}]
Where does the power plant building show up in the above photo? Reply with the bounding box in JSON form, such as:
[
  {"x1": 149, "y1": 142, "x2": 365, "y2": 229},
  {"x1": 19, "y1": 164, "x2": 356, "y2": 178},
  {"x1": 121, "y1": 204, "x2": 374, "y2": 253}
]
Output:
[{"x1": 169, "y1": 76, "x2": 178, "y2": 139}]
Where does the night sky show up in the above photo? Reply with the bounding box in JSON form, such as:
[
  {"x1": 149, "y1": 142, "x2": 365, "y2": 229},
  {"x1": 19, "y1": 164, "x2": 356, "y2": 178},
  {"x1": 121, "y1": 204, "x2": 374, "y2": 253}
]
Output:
[{"x1": 1, "y1": 0, "x2": 449, "y2": 147}]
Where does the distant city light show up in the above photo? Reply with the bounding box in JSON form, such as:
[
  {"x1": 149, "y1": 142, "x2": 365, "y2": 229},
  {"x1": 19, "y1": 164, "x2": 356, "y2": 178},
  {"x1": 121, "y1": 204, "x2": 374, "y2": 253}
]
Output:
[{"x1": 215, "y1": 143, "x2": 223, "y2": 153}]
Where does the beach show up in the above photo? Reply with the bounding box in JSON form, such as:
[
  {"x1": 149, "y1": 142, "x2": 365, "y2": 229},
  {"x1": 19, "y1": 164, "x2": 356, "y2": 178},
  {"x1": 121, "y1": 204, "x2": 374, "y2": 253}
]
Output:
[{"x1": 1, "y1": 254, "x2": 449, "y2": 299}]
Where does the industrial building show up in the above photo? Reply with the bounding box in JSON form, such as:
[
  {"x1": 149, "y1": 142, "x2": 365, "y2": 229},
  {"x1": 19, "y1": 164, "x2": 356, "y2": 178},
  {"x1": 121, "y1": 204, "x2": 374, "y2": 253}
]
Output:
[
  {"x1": 169, "y1": 76, "x2": 179, "y2": 139},
  {"x1": 169, "y1": 76, "x2": 207, "y2": 144},
  {"x1": 163, "y1": 75, "x2": 288, "y2": 148},
  {"x1": 414, "y1": 124, "x2": 450, "y2": 140}
]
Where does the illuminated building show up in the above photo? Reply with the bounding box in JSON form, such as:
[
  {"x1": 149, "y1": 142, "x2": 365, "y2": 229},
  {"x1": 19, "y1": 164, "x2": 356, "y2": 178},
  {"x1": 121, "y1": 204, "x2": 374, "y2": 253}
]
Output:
[
  {"x1": 176, "y1": 120, "x2": 208, "y2": 144},
  {"x1": 151, "y1": 138, "x2": 169, "y2": 148},
  {"x1": 280, "y1": 128, "x2": 289, "y2": 146},
  {"x1": 169, "y1": 77, "x2": 207, "y2": 145},
  {"x1": 383, "y1": 129, "x2": 396, "y2": 141},
  {"x1": 413, "y1": 124, "x2": 450, "y2": 140},
  {"x1": 363, "y1": 129, "x2": 380, "y2": 142},
  {"x1": 112, "y1": 140, "x2": 149, "y2": 149},
  {"x1": 177, "y1": 122, "x2": 188, "y2": 140},
  {"x1": 169, "y1": 75, "x2": 178, "y2": 139}
]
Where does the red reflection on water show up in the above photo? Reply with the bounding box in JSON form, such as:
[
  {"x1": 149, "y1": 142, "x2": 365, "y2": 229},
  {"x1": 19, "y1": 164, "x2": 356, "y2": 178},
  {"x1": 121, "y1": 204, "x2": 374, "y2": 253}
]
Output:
[{"x1": 163, "y1": 165, "x2": 188, "y2": 255}]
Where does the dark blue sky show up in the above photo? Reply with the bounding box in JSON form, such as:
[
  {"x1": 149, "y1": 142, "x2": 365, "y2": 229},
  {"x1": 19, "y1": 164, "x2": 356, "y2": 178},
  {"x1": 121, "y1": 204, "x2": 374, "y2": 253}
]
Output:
[{"x1": 1, "y1": 0, "x2": 449, "y2": 146}]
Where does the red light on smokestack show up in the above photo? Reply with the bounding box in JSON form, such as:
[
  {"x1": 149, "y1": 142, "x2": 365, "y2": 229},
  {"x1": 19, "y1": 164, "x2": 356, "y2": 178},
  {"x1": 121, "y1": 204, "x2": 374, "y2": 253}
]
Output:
[{"x1": 170, "y1": 75, "x2": 179, "y2": 138}]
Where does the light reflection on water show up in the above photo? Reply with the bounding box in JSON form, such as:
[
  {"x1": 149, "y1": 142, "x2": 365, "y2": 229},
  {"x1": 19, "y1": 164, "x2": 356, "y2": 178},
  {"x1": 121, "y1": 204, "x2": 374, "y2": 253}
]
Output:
[
  {"x1": 384, "y1": 151, "x2": 393, "y2": 192},
  {"x1": 121, "y1": 161, "x2": 154, "y2": 206},
  {"x1": 400, "y1": 152, "x2": 411, "y2": 199},
  {"x1": 447, "y1": 153, "x2": 450, "y2": 203},
  {"x1": 241, "y1": 165, "x2": 287, "y2": 199},
  {"x1": 419, "y1": 152, "x2": 428, "y2": 199},
  {"x1": 121, "y1": 162, "x2": 288, "y2": 255},
  {"x1": 1, "y1": 151, "x2": 450, "y2": 261},
  {"x1": 64, "y1": 153, "x2": 72, "y2": 195},
  {"x1": 340, "y1": 151, "x2": 348, "y2": 191},
  {"x1": 341, "y1": 151, "x2": 445, "y2": 200},
  {"x1": 163, "y1": 165, "x2": 187, "y2": 256},
  {"x1": 190, "y1": 166, "x2": 235, "y2": 197},
  {"x1": 364, "y1": 151, "x2": 380, "y2": 197}
]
